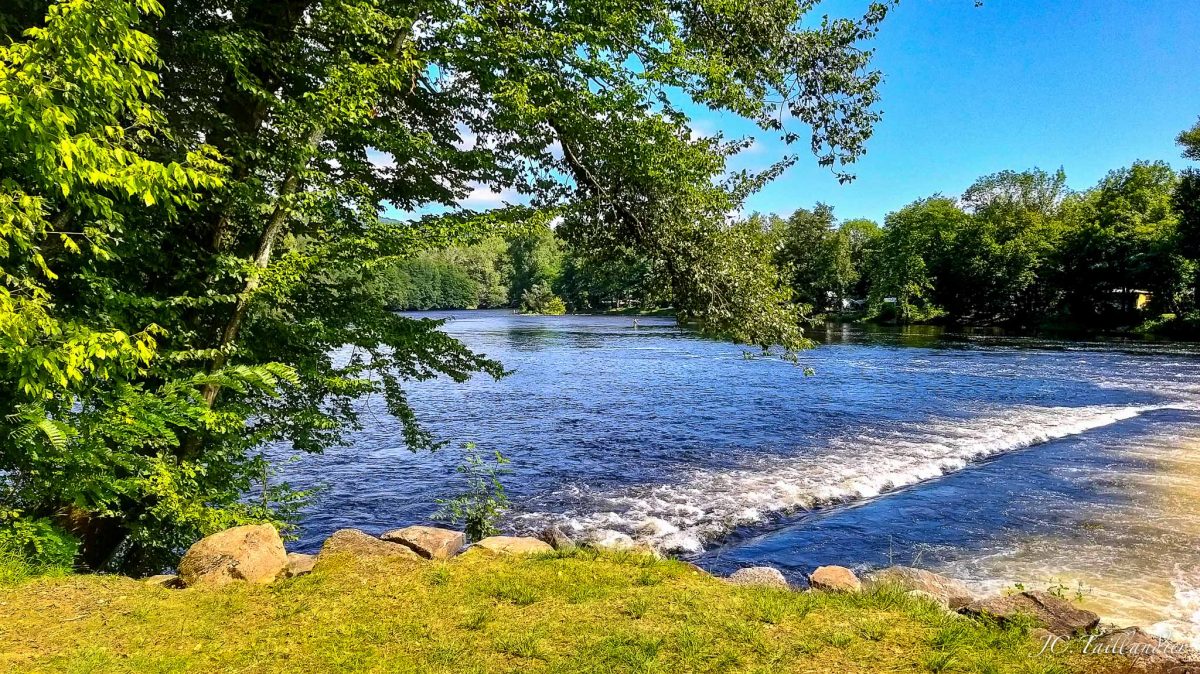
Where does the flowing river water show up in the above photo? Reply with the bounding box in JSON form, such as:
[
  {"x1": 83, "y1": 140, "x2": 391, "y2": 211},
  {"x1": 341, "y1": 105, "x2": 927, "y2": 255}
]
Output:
[{"x1": 278, "y1": 310, "x2": 1200, "y2": 646}]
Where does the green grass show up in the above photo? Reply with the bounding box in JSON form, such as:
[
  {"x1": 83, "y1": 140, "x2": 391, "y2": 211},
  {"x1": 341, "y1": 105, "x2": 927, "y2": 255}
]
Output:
[
  {"x1": 0, "y1": 548, "x2": 1125, "y2": 673},
  {"x1": 0, "y1": 542, "x2": 70, "y2": 587}
]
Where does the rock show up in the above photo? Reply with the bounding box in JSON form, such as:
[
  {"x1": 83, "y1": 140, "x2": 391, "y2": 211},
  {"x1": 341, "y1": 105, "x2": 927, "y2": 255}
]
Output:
[
  {"x1": 469, "y1": 536, "x2": 553, "y2": 555},
  {"x1": 178, "y1": 524, "x2": 288, "y2": 588},
  {"x1": 537, "y1": 526, "x2": 575, "y2": 551},
  {"x1": 142, "y1": 574, "x2": 183, "y2": 589},
  {"x1": 1083, "y1": 627, "x2": 1200, "y2": 672},
  {"x1": 381, "y1": 526, "x2": 465, "y2": 560},
  {"x1": 809, "y1": 565, "x2": 862, "y2": 592},
  {"x1": 727, "y1": 566, "x2": 789, "y2": 590},
  {"x1": 318, "y1": 529, "x2": 421, "y2": 561},
  {"x1": 586, "y1": 530, "x2": 636, "y2": 550},
  {"x1": 282, "y1": 552, "x2": 316, "y2": 578},
  {"x1": 864, "y1": 566, "x2": 975, "y2": 609},
  {"x1": 658, "y1": 532, "x2": 703, "y2": 554},
  {"x1": 958, "y1": 591, "x2": 1100, "y2": 637}
]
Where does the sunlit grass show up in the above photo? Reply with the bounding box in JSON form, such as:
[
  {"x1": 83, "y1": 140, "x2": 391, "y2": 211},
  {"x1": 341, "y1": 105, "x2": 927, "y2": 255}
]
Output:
[{"x1": 0, "y1": 548, "x2": 1126, "y2": 673}]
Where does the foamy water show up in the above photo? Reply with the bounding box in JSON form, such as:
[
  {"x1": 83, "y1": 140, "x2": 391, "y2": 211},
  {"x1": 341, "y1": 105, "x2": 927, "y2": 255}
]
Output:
[{"x1": 517, "y1": 402, "x2": 1192, "y2": 555}]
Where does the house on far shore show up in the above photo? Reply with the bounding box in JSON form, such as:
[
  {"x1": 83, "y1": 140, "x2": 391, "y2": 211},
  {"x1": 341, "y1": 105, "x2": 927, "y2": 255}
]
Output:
[{"x1": 1111, "y1": 288, "x2": 1153, "y2": 311}]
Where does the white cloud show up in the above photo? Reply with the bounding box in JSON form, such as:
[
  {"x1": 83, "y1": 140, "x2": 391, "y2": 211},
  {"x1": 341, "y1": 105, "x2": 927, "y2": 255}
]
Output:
[{"x1": 460, "y1": 185, "x2": 522, "y2": 208}]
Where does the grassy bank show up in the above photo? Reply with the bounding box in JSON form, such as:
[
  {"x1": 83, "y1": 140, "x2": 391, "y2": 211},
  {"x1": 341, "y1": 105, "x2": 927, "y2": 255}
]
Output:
[{"x1": 0, "y1": 549, "x2": 1122, "y2": 673}]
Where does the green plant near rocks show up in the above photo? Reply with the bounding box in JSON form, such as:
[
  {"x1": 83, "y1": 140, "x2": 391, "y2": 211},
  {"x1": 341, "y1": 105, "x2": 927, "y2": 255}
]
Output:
[
  {"x1": 433, "y1": 443, "x2": 511, "y2": 542},
  {"x1": 0, "y1": 512, "x2": 78, "y2": 579}
]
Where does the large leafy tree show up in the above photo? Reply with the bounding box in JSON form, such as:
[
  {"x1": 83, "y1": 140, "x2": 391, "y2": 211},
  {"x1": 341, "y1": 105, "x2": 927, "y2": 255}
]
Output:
[
  {"x1": 1175, "y1": 118, "x2": 1200, "y2": 306},
  {"x1": 1057, "y1": 162, "x2": 1181, "y2": 320},
  {"x1": 1, "y1": 0, "x2": 894, "y2": 572},
  {"x1": 774, "y1": 204, "x2": 856, "y2": 312}
]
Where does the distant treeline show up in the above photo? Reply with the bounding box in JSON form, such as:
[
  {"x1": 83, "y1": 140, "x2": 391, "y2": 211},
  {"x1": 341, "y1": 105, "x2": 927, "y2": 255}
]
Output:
[
  {"x1": 364, "y1": 223, "x2": 667, "y2": 314},
  {"x1": 374, "y1": 122, "x2": 1200, "y2": 333},
  {"x1": 768, "y1": 156, "x2": 1199, "y2": 334}
]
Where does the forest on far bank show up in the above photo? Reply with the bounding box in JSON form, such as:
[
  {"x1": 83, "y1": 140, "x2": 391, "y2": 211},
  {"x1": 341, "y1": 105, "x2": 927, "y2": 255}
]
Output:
[{"x1": 382, "y1": 122, "x2": 1200, "y2": 337}]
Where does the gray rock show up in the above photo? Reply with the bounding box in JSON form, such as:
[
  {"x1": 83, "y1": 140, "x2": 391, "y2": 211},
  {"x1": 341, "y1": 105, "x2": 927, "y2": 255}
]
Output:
[
  {"x1": 178, "y1": 524, "x2": 288, "y2": 588},
  {"x1": 381, "y1": 526, "x2": 465, "y2": 560},
  {"x1": 958, "y1": 591, "x2": 1100, "y2": 637},
  {"x1": 727, "y1": 566, "x2": 790, "y2": 589},
  {"x1": 864, "y1": 566, "x2": 975, "y2": 609},
  {"x1": 537, "y1": 526, "x2": 576, "y2": 551},
  {"x1": 809, "y1": 565, "x2": 862, "y2": 592}
]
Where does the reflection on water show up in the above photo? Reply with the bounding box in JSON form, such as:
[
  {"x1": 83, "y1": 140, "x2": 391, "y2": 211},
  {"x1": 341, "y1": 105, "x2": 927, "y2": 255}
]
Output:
[{"x1": 275, "y1": 310, "x2": 1200, "y2": 645}]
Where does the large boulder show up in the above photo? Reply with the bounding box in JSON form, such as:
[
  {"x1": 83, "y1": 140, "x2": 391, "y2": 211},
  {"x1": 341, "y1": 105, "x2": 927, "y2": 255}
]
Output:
[
  {"x1": 468, "y1": 536, "x2": 553, "y2": 555},
  {"x1": 809, "y1": 565, "x2": 862, "y2": 592},
  {"x1": 727, "y1": 567, "x2": 789, "y2": 590},
  {"x1": 318, "y1": 529, "x2": 421, "y2": 561},
  {"x1": 178, "y1": 524, "x2": 288, "y2": 588},
  {"x1": 864, "y1": 566, "x2": 975, "y2": 609},
  {"x1": 958, "y1": 591, "x2": 1099, "y2": 637},
  {"x1": 381, "y1": 526, "x2": 465, "y2": 560}
]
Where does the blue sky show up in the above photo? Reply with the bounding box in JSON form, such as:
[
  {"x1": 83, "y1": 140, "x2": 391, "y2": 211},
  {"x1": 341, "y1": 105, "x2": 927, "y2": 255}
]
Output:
[{"x1": 726, "y1": 0, "x2": 1200, "y2": 223}]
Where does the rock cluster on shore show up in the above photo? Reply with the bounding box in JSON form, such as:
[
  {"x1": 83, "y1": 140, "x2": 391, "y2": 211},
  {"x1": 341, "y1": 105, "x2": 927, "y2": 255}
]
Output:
[
  {"x1": 158, "y1": 523, "x2": 575, "y2": 589},
  {"x1": 150, "y1": 524, "x2": 1199, "y2": 671}
]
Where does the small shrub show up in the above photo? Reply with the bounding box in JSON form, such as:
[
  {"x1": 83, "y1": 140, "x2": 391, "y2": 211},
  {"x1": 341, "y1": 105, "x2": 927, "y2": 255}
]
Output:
[
  {"x1": 519, "y1": 282, "x2": 567, "y2": 315},
  {"x1": 0, "y1": 514, "x2": 78, "y2": 582},
  {"x1": 433, "y1": 444, "x2": 510, "y2": 542}
]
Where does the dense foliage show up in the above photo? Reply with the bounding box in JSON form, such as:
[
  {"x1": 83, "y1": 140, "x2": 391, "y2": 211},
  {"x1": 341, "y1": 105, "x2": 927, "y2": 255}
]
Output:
[{"x1": 1, "y1": 0, "x2": 893, "y2": 572}]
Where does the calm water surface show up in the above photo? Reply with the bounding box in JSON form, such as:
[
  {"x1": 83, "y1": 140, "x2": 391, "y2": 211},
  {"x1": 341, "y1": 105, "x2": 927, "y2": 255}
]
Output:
[{"x1": 278, "y1": 310, "x2": 1200, "y2": 645}]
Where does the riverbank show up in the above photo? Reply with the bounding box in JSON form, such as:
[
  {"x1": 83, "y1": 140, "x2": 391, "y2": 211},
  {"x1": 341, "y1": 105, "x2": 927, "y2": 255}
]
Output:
[{"x1": 0, "y1": 545, "x2": 1135, "y2": 673}]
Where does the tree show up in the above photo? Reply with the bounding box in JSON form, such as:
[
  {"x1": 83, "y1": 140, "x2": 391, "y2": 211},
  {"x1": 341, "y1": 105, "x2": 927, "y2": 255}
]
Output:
[
  {"x1": 775, "y1": 204, "x2": 855, "y2": 312},
  {"x1": 1, "y1": 0, "x2": 894, "y2": 572},
  {"x1": 839, "y1": 218, "x2": 881, "y2": 300},
  {"x1": 1057, "y1": 162, "x2": 1181, "y2": 321},
  {"x1": 506, "y1": 224, "x2": 563, "y2": 306},
  {"x1": 956, "y1": 168, "x2": 1071, "y2": 323},
  {"x1": 868, "y1": 198, "x2": 968, "y2": 322},
  {"x1": 1179, "y1": 118, "x2": 1200, "y2": 162},
  {"x1": 1175, "y1": 119, "x2": 1200, "y2": 309}
]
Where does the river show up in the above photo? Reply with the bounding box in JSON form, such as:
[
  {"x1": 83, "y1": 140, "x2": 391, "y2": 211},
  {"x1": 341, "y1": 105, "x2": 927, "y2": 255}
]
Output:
[{"x1": 278, "y1": 310, "x2": 1200, "y2": 646}]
